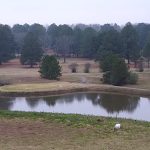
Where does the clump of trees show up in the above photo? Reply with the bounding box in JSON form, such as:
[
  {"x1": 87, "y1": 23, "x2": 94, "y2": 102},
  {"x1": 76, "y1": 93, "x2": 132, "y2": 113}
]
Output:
[
  {"x1": 8, "y1": 22, "x2": 150, "y2": 62},
  {"x1": 0, "y1": 24, "x2": 16, "y2": 65},
  {"x1": 39, "y1": 55, "x2": 62, "y2": 80},
  {"x1": 20, "y1": 32, "x2": 43, "y2": 67},
  {"x1": 143, "y1": 37, "x2": 150, "y2": 68},
  {"x1": 100, "y1": 53, "x2": 138, "y2": 86},
  {"x1": 1, "y1": 22, "x2": 150, "y2": 84}
]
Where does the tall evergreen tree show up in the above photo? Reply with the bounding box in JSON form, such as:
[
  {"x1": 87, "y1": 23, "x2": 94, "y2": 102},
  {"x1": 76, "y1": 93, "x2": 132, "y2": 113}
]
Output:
[
  {"x1": 29, "y1": 23, "x2": 46, "y2": 49},
  {"x1": 39, "y1": 55, "x2": 62, "y2": 80},
  {"x1": 121, "y1": 23, "x2": 140, "y2": 65},
  {"x1": 55, "y1": 25, "x2": 73, "y2": 62},
  {"x1": 80, "y1": 27, "x2": 97, "y2": 58},
  {"x1": 98, "y1": 29, "x2": 122, "y2": 57},
  {"x1": 143, "y1": 37, "x2": 150, "y2": 68},
  {"x1": 20, "y1": 32, "x2": 43, "y2": 67},
  {"x1": 12, "y1": 24, "x2": 29, "y2": 54},
  {"x1": 47, "y1": 23, "x2": 59, "y2": 49},
  {"x1": 0, "y1": 24, "x2": 16, "y2": 64}
]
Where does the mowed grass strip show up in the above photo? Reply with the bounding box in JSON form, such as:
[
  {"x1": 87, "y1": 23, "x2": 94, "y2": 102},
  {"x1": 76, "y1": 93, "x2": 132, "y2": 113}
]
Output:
[{"x1": 0, "y1": 82, "x2": 86, "y2": 92}]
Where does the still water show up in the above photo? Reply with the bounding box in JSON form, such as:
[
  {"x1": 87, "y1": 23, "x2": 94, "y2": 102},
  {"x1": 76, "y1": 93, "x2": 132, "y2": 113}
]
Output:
[{"x1": 0, "y1": 93, "x2": 150, "y2": 121}]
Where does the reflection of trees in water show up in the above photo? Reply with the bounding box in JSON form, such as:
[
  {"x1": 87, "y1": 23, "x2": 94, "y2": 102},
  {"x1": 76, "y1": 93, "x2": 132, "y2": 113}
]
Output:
[
  {"x1": 73, "y1": 94, "x2": 85, "y2": 102},
  {"x1": 42, "y1": 96, "x2": 58, "y2": 106},
  {"x1": 98, "y1": 94, "x2": 140, "y2": 113},
  {"x1": 0, "y1": 97, "x2": 14, "y2": 110},
  {"x1": 42, "y1": 94, "x2": 85, "y2": 107},
  {"x1": 25, "y1": 93, "x2": 140, "y2": 114},
  {"x1": 84, "y1": 93, "x2": 140, "y2": 113},
  {"x1": 85, "y1": 93, "x2": 100, "y2": 105},
  {"x1": 25, "y1": 97, "x2": 40, "y2": 108}
]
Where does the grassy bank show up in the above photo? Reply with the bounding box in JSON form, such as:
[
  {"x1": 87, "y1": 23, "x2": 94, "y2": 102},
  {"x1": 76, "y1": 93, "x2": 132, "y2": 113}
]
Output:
[
  {"x1": 0, "y1": 82, "x2": 150, "y2": 97},
  {"x1": 0, "y1": 111, "x2": 150, "y2": 150}
]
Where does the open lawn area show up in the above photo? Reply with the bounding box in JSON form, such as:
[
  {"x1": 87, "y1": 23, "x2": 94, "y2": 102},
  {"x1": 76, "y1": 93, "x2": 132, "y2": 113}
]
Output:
[
  {"x1": 0, "y1": 58, "x2": 101, "y2": 84},
  {"x1": 0, "y1": 111, "x2": 150, "y2": 150},
  {"x1": 0, "y1": 58, "x2": 150, "y2": 95}
]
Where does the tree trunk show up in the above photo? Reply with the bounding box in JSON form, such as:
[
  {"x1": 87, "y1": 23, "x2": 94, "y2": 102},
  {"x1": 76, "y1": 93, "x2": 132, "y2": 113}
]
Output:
[
  {"x1": 134, "y1": 61, "x2": 137, "y2": 68},
  {"x1": 63, "y1": 53, "x2": 66, "y2": 63},
  {"x1": 127, "y1": 58, "x2": 130, "y2": 65},
  {"x1": 30, "y1": 63, "x2": 33, "y2": 68},
  {"x1": 30, "y1": 60, "x2": 33, "y2": 68},
  {"x1": 127, "y1": 53, "x2": 130, "y2": 67},
  {"x1": 148, "y1": 59, "x2": 150, "y2": 68},
  {"x1": 63, "y1": 56, "x2": 66, "y2": 63}
]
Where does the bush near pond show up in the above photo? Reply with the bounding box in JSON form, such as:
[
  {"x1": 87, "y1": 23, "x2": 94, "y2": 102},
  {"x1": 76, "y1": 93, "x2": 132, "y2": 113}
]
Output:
[{"x1": 100, "y1": 53, "x2": 138, "y2": 86}]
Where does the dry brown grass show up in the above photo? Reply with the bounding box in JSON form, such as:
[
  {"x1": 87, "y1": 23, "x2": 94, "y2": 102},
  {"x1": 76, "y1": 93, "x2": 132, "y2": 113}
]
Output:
[
  {"x1": 0, "y1": 58, "x2": 150, "y2": 92},
  {"x1": 0, "y1": 58, "x2": 101, "y2": 84},
  {"x1": 0, "y1": 82, "x2": 150, "y2": 97},
  {"x1": 0, "y1": 118, "x2": 150, "y2": 150}
]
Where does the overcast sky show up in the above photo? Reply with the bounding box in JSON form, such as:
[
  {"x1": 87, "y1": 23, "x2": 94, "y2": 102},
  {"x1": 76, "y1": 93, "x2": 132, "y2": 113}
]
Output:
[{"x1": 0, "y1": 0, "x2": 149, "y2": 26}]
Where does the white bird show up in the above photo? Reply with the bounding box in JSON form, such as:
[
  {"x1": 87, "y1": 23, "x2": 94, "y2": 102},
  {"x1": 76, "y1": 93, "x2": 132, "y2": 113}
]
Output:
[{"x1": 114, "y1": 123, "x2": 121, "y2": 131}]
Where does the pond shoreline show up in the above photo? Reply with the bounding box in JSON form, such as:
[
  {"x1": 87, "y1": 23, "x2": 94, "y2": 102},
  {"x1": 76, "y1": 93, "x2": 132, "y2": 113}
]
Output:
[{"x1": 0, "y1": 82, "x2": 150, "y2": 97}]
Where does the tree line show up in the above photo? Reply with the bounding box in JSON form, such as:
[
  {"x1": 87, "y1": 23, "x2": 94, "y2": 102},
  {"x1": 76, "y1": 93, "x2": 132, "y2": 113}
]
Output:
[{"x1": 0, "y1": 22, "x2": 150, "y2": 66}]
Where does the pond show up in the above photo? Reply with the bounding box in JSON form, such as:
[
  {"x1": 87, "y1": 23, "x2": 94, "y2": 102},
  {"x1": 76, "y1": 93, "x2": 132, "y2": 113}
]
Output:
[{"x1": 0, "y1": 93, "x2": 150, "y2": 121}]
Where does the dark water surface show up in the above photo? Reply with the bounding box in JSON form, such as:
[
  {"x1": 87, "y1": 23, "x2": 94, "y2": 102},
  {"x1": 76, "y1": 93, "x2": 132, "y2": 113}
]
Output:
[{"x1": 0, "y1": 93, "x2": 150, "y2": 121}]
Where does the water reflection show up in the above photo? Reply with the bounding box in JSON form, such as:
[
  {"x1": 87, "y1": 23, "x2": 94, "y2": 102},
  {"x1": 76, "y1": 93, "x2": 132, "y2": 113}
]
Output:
[
  {"x1": 26, "y1": 98, "x2": 40, "y2": 108},
  {"x1": 98, "y1": 94, "x2": 140, "y2": 113},
  {"x1": 41, "y1": 93, "x2": 140, "y2": 114},
  {"x1": 0, "y1": 93, "x2": 150, "y2": 121},
  {"x1": 0, "y1": 93, "x2": 141, "y2": 113},
  {"x1": 0, "y1": 97, "x2": 14, "y2": 110}
]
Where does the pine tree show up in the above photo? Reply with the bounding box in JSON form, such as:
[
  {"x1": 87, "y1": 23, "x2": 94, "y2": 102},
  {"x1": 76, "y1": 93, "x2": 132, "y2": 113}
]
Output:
[
  {"x1": 20, "y1": 32, "x2": 43, "y2": 67},
  {"x1": 39, "y1": 55, "x2": 62, "y2": 80}
]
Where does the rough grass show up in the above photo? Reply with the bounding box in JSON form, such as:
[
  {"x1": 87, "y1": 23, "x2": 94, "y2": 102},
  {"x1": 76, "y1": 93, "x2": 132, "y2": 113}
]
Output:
[
  {"x1": 0, "y1": 58, "x2": 150, "y2": 97},
  {"x1": 0, "y1": 82, "x2": 150, "y2": 97},
  {"x1": 0, "y1": 58, "x2": 100, "y2": 84},
  {"x1": 0, "y1": 58, "x2": 150, "y2": 89},
  {"x1": 0, "y1": 111, "x2": 150, "y2": 150}
]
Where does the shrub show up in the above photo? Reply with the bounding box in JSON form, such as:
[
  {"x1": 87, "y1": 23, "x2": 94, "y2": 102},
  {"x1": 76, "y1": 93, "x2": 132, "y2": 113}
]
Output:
[
  {"x1": 69, "y1": 63, "x2": 78, "y2": 73},
  {"x1": 84, "y1": 63, "x2": 91, "y2": 73},
  {"x1": 39, "y1": 55, "x2": 62, "y2": 80},
  {"x1": 101, "y1": 54, "x2": 129, "y2": 86},
  {"x1": 127, "y1": 72, "x2": 138, "y2": 84},
  {"x1": 110, "y1": 58, "x2": 128, "y2": 86}
]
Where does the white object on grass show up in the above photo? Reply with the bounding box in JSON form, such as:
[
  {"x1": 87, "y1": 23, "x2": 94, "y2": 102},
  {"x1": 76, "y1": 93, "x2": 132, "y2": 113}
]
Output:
[{"x1": 114, "y1": 123, "x2": 121, "y2": 131}]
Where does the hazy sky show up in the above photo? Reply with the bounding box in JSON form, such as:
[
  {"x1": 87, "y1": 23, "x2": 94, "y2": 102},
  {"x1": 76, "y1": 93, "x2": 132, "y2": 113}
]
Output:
[{"x1": 0, "y1": 0, "x2": 149, "y2": 26}]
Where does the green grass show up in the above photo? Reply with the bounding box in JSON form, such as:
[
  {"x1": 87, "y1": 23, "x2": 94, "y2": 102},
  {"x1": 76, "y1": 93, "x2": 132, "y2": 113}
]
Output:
[
  {"x1": 0, "y1": 110, "x2": 149, "y2": 128},
  {"x1": 0, "y1": 111, "x2": 150, "y2": 150}
]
